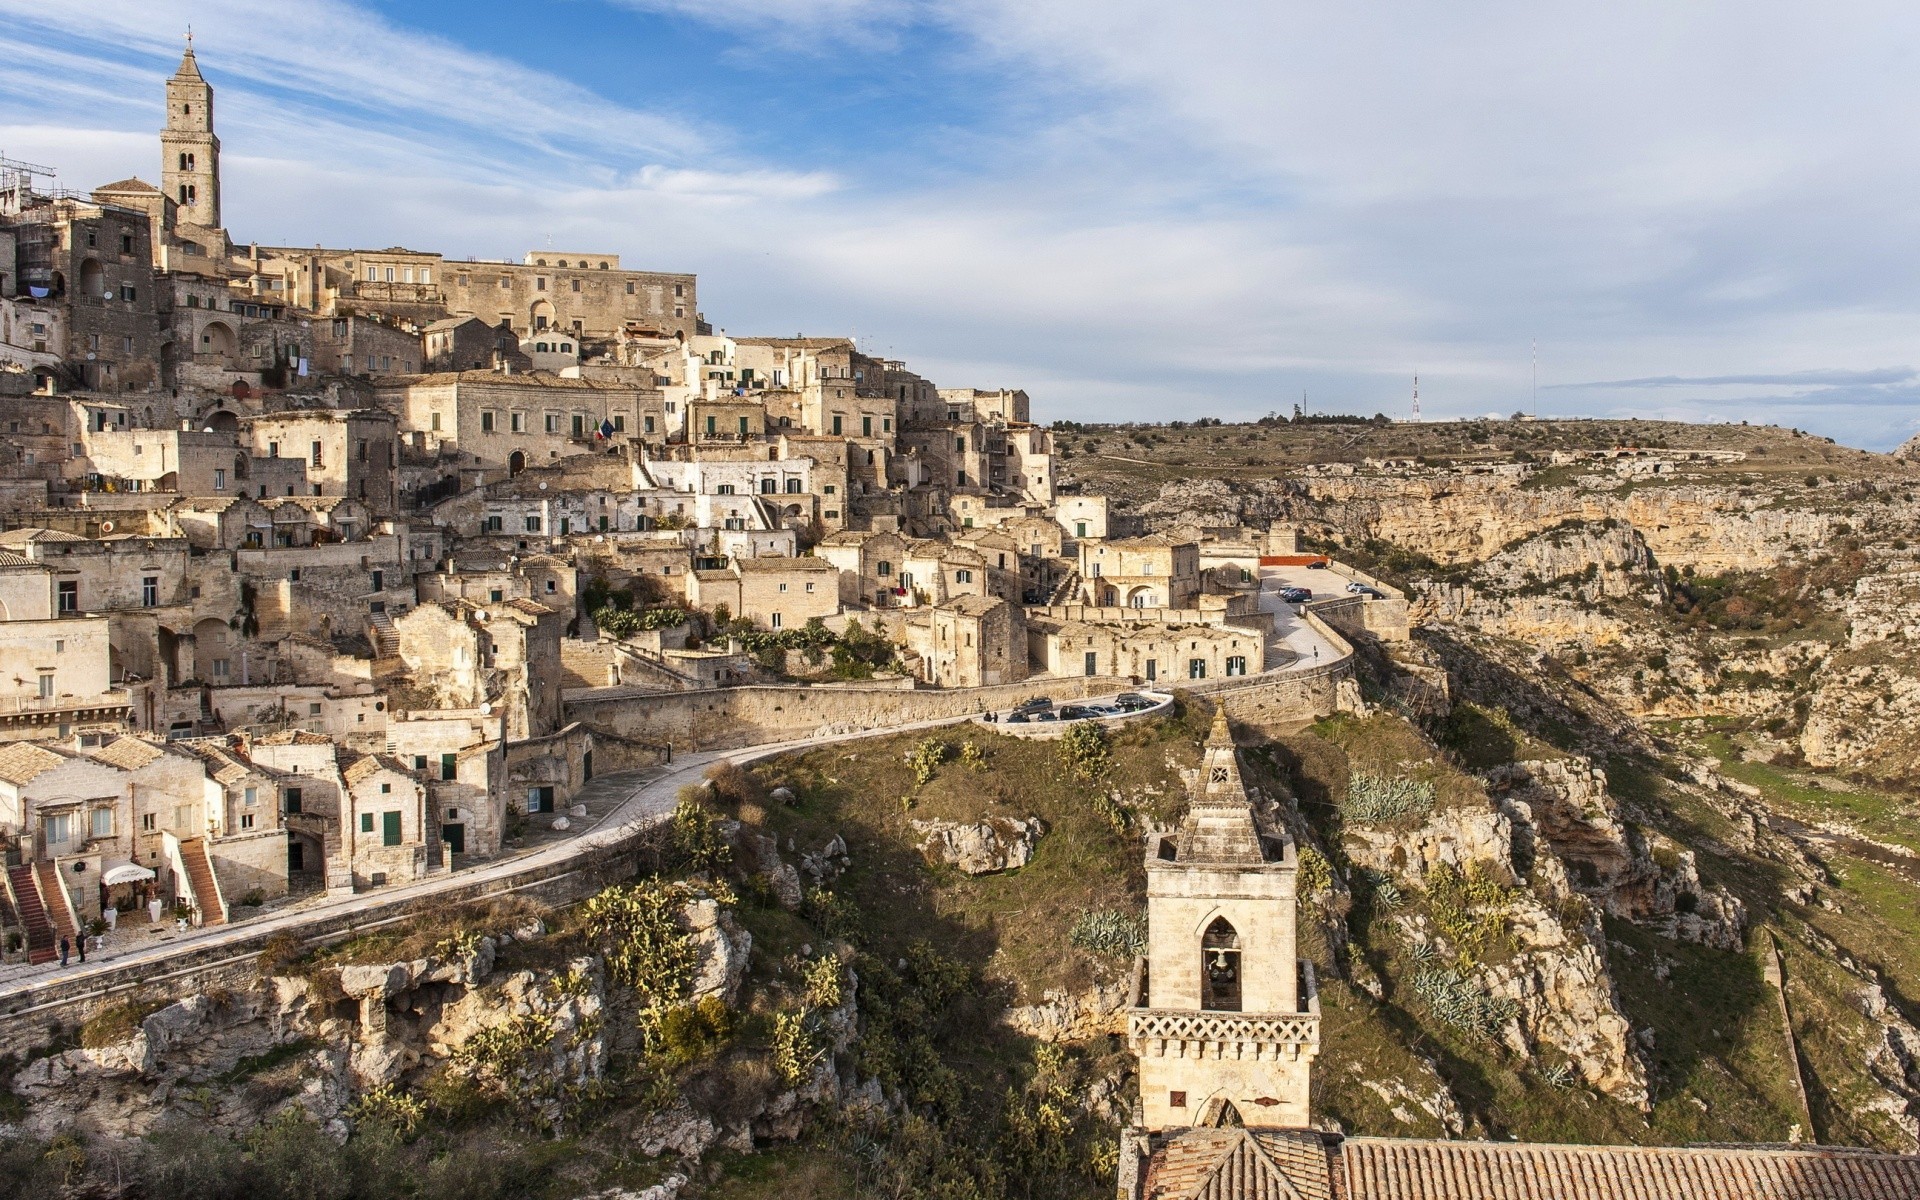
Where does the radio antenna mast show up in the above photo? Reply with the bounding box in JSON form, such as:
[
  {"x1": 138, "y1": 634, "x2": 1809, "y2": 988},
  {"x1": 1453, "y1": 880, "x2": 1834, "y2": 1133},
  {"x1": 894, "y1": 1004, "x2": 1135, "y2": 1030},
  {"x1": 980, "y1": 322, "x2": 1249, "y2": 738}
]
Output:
[{"x1": 1411, "y1": 375, "x2": 1420, "y2": 423}]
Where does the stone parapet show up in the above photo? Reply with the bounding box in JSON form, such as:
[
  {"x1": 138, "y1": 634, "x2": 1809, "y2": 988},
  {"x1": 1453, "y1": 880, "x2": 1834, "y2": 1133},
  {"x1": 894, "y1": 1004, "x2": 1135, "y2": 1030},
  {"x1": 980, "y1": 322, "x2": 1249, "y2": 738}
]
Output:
[{"x1": 1127, "y1": 1008, "x2": 1321, "y2": 1062}]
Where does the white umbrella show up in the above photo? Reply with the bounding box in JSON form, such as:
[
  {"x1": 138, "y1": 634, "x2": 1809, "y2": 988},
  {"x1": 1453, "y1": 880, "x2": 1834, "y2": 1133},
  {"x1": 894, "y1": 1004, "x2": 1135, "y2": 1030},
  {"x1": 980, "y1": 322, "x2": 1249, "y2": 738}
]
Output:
[{"x1": 101, "y1": 862, "x2": 156, "y2": 886}]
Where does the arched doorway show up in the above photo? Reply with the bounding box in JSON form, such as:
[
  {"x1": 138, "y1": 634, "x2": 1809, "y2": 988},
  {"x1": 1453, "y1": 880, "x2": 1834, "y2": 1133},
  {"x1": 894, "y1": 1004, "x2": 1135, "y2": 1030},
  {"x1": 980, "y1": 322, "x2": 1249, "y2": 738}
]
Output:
[
  {"x1": 200, "y1": 321, "x2": 238, "y2": 365},
  {"x1": 78, "y1": 259, "x2": 105, "y2": 299},
  {"x1": 287, "y1": 830, "x2": 323, "y2": 878},
  {"x1": 1128, "y1": 586, "x2": 1156, "y2": 609},
  {"x1": 530, "y1": 299, "x2": 555, "y2": 332},
  {"x1": 1197, "y1": 1097, "x2": 1244, "y2": 1128},
  {"x1": 1201, "y1": 917, "x2": 1241, "y2": 1011},
  {"x1": 508, "y1": 450, "x2": 526, "y2": 476}
]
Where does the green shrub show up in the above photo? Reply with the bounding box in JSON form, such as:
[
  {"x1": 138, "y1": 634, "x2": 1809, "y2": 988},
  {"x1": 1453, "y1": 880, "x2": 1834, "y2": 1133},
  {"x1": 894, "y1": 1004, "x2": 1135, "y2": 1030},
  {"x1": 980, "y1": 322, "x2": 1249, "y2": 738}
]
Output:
[
  {"x1": 803, "y1": 955, "x2": 846, "y2": 1009},
  {"x1": 347, "y1": 1083, "x2": 427, "y2": 1139},
  {"x1": 1422, "y1": 861, "x2": 1514, "y2": 963},
  {"x1": 671, "y1": 790, "x2": 732, "y2": 874},
  {"x1": 772, "y1": 1009, "x2": 825, "y2": 1087},
  {"x1": 907, "y1": 737, "x2": 950, "y2": 786},
  {"x1": 656, "y1": 995, "x2": 735, "y2": 1065},
  {"x1": 1069, "y1": 909, "x2": 1146, "y2": 959},
  {"x1": 1058, "y1": 721, "x2": 1110, "y2": 782},
  {"x1": 1297, "y1": 845, "x2": 1333, "y2": 898},
  {"x1": 1340, "y1": 773, "x2": 1435, "y2": 822},
  {"x1": 1409, "y1": 965, "x2": 1519, "y2": 1038}
]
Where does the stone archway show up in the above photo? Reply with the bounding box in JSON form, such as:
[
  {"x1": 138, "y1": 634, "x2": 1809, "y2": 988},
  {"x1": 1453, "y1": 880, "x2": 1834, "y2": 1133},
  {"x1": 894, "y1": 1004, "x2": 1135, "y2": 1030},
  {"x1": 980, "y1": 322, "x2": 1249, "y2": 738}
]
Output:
[
  {"x1": 200, "y1": 320, "x2": 239, "y2": 366},
  {"x1": 205, "y1": 410, "x2": 240, "y2": 434},
  {"x1": 1201, "y1": 916, "x2": 1241, "y2": 1012},
  {"x1": 508, "y1": 450, "x2": 526, "y2": 476},
  {"x1": 78, "y1": 259, "x2": 104, "y2": 299}
]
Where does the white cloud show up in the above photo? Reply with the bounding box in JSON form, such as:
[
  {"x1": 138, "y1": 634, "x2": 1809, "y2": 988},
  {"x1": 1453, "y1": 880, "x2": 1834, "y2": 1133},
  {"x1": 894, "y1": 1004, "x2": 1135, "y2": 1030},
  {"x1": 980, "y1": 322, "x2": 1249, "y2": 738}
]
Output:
[{"x1": 7, "y1": 2, "x2": 1920, "y2": 448}]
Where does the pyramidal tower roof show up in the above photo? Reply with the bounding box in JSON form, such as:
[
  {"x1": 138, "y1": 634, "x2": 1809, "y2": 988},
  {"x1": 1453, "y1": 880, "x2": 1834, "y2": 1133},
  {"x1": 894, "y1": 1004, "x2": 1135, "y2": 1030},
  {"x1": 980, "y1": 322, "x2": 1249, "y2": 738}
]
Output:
[
  {"x1": 172, "y1": 36, "x2": 203, "y2": 81},
  {"x1": 1171, "y1": 707, "x2": 1274, "y2": 865}
]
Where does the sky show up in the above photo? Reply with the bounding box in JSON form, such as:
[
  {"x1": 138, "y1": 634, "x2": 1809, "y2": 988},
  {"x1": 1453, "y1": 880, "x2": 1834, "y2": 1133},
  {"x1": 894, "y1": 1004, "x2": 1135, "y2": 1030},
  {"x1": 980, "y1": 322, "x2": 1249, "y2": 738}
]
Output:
[{"x1": 5, "y1": 2, "x2": 1920, "y2": 450}]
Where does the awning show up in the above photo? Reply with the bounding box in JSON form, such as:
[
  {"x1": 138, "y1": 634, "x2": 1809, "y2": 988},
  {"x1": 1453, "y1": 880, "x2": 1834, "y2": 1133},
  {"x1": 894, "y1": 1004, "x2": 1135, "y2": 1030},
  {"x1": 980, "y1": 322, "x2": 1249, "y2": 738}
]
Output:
[{"x1": 101, "y1": 862, "x2": 156, "y2": 886}]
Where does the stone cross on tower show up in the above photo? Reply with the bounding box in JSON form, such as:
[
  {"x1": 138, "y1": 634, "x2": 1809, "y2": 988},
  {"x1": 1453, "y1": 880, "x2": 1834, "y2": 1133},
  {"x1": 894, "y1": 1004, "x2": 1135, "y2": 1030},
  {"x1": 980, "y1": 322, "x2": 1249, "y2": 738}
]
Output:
[
  {"x1": 1126, "y1": 706, "x2": 1320, "y2": 1130},
  {"x1": 162, "y1": 34, "x2": 222, "y2": 230}
]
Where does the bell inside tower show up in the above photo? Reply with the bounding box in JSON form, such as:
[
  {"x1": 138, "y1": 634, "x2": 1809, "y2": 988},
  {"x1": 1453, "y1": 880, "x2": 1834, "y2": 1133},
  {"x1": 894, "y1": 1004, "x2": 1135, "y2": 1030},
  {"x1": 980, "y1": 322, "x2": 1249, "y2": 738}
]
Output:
[{"x1": 1201, "y1": 917, "x2": 1242, "y2": 1011}]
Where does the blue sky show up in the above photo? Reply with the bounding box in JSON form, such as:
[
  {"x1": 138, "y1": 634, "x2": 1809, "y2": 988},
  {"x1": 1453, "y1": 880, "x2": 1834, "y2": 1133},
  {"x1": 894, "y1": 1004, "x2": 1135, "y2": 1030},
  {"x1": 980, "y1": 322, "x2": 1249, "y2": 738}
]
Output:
[{"x1": 7, "y1": 2, "x2": 1920, "y2": 449}]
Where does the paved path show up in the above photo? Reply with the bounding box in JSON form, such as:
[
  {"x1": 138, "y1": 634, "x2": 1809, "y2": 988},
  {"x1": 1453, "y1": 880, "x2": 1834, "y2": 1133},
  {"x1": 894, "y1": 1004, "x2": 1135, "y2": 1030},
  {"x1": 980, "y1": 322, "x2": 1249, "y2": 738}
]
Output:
[
  {"x1": 1255, "y1": 568, "x2": 1345, "y2": 670},
  {"x1": 0, "y1": 707, "x2": 1042, "y2": 1003},
  {"x1": 0, "y1": 616, "x2": 1356, "y2": 1004}
]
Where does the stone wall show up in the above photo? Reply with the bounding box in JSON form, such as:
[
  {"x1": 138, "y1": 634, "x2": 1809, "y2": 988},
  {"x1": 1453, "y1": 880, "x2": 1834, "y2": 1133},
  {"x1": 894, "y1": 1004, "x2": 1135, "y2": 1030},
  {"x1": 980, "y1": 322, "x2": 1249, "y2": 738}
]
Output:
[{"x1": 564, "y1": 674, "x2": 1135, "y2": 752}]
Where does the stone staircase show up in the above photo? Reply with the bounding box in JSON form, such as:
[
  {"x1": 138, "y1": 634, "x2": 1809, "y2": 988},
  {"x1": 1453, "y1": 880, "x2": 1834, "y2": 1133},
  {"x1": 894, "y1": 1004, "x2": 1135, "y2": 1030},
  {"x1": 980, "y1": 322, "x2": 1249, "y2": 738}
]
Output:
[
  {"x1": 33, "y1": 859, "x2": 79, "y2": 942},
  {"x1": 4, "y1": 864, "x2": 55, "y2": 964},
  {"x1": 177, "y1": 838, "x2": 227, "y2": 926},
  {"x1": 1048, "y1": 568, "x2": 1083, "y2": 606},
  {"x1": 366, "y1": 610, "x2": 400, "y2": 659}
]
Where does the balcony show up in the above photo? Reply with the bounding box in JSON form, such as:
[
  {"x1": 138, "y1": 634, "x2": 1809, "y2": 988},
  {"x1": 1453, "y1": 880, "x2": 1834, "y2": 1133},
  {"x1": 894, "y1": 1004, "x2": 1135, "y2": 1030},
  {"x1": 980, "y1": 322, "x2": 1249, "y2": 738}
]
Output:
[{"x1": 0, "y1": 688, "x2": 134, "y2": 730}]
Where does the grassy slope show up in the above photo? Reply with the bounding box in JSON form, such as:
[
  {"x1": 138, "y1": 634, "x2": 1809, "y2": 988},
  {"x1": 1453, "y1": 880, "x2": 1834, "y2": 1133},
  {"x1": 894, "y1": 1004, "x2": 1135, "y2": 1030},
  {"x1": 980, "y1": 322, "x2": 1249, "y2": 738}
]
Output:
[{"x1": 719, "y1": 698, "x2": 1920, "y2": 1162}]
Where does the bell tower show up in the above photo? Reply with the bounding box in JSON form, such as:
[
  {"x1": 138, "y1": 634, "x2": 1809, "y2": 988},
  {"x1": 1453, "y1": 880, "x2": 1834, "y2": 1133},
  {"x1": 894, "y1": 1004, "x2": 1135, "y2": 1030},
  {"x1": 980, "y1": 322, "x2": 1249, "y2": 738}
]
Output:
[
  {"x1": 161, "y1": 34, "x2": 221, "y2": 230},
  {"x1": 1126, "y1": 707, "x2": 1320, "y2": 1130}
]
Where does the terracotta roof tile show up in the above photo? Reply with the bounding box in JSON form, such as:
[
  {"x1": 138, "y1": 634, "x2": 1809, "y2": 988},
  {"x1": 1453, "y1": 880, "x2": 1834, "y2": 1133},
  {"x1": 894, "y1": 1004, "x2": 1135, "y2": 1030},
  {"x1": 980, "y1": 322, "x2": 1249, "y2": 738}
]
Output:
[
  {"x1": 88, "y1": 736, "x2": 166, "y2": 771},
  {"x1": 1332, "y1": 1137, "x2": 1920, "y2": 1200},
  {"x1": 0, "y1": 741, "x2": 71, "y2": 785}
]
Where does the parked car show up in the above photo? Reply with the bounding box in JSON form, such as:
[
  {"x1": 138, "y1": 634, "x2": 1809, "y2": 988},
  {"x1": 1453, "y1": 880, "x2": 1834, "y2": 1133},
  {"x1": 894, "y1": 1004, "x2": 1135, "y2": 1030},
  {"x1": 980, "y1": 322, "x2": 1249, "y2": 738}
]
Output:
[
  {"x1": 1279, "y1": 586, "x2": 1313, "y2": 603},
  {"x1": 1013, "y1": 696, "x2": 1055, "y2": 715},
  {"x1": 1058, "y1": 705, "x2": 1100, "y2": 720},
  {"x1": 1345, "y1": 581, "x2": 1368, "y2": 594},
  {"x1": 1004, "y1": 711, "x2": 1030, "y2": 723},
  {"x1": 1306, "y1": 559, "x2": 1330, "y2": 569},
  {"x1": 1031, "y1": 710, "x2": 1060, "y2": 722},
  {"x1": 1115, "y1": 692, "x2": 1156, "y2": 711},
  {"x1": 1346, "y1": 582, "x2": 1385, "y2": 599}
]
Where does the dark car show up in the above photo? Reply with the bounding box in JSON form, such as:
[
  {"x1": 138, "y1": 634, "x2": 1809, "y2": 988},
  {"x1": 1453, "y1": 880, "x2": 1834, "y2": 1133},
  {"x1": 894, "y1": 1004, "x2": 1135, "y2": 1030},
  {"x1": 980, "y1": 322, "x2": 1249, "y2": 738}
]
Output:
[
  {"x1": 1004, "y1": 711, "x2": 1030, "y2": 724},
  {"x1": 1031, "y1": 710, "x2": 1060, "y2": 722},
  {"x1": 1115, "y1": 692, "x2": 1155, "y2": 711},
  {"x1": 1279, "y1": 586, "x2": 1313, "y2": 603},
  {"x1": 1306, "y1": 560, "x2": 1329, "y2": 569},
  {"x1": 1012, "y1": 696, "x2": 1055, "y2": 715},
  {"x1": 1058, "y1": 705, "x2": 1100, "y2": 720}
]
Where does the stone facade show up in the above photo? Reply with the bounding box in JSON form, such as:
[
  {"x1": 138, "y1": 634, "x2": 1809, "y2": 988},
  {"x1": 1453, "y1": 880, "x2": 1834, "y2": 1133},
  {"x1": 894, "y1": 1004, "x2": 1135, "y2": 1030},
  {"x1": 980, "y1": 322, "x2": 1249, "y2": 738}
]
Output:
[{"x1": 1130, "y1": 709, "x2": 1318, "y2": 1131}]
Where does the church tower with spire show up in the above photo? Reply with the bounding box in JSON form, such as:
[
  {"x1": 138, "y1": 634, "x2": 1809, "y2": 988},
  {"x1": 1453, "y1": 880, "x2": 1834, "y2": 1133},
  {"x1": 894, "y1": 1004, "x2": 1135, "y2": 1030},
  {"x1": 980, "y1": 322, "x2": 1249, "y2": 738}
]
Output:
[
  {"x1": 161, "y1": 36, "x2": 221, "y2": 230},
  {"x1": 1126, "y1": 706, "x2": 1320, "y2": 1131}
]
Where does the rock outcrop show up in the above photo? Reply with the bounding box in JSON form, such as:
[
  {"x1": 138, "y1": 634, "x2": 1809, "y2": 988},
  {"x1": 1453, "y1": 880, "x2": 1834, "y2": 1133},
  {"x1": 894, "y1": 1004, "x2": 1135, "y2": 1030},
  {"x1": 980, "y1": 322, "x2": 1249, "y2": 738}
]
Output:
[{"x1": 910, "y1": 816, "x2": 1046, "y2": 874}]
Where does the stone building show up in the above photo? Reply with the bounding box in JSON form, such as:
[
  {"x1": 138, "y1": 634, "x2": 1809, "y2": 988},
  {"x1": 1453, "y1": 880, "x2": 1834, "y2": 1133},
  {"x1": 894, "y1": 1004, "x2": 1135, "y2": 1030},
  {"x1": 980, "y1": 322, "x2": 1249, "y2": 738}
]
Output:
[
  {"x1": 1128, "y1": 708, "x2": 1318, "y2": 1134},
  {"x1": 901, "y1": 594, "x2": 1025, "y2": 688},
  {"x1": 687, "y1": 556, "x2": 839, "y2": 630},
  {"x1": 338, "y1": 751, "x2": 428, "y2": 888},
  {"x1": 1030, "y1": 617, "x2": 1259, "y2": 684},
  {"x1": 1081, "y1": 533, "x2": 1201, "y2": 609},
  {"x1": 244, "y1": 410, "x2": 398, "y2": 512}
]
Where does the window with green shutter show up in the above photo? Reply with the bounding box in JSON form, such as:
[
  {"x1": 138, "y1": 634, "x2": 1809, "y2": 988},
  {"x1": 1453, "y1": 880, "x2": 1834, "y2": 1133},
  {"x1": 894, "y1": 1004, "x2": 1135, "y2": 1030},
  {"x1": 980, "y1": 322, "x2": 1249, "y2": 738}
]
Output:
[
  {"x1": 360, "y1": 812, "x2": 373, "y2": 834},
  {"x1": 383, "y1": 811, "x2": 402, "y2": 846}
]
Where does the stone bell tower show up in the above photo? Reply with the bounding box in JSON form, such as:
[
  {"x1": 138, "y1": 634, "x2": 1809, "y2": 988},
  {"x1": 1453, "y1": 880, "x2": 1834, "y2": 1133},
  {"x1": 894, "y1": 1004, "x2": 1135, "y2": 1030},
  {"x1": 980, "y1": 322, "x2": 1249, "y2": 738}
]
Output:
[
  {"x1": 1126, "y1": 707, "x2": 1319, "y2": 1130},
  {"x1": 161, "y1": 36, "x2": 222, "y2": 231}
]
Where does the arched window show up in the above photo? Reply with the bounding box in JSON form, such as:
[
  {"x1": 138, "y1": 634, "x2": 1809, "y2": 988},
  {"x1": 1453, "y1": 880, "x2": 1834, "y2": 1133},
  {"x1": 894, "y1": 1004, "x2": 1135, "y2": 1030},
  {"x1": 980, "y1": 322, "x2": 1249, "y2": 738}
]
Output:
[{"x1": 1201, "y1": 917, "x2": 1241, "y2": 1012}]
